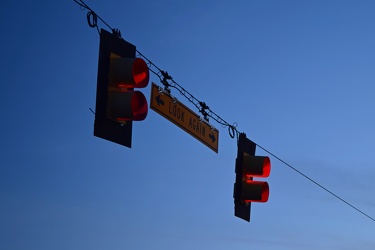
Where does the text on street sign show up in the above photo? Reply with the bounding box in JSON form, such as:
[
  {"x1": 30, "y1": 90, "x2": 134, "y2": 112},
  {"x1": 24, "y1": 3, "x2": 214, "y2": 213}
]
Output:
[{"x1": 150, "y1": 82, "x2": 219, "y2": 153}]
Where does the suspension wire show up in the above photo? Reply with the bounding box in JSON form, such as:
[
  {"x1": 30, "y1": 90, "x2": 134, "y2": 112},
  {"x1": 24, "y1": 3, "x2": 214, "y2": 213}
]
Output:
[
  {"x1": 256, "y1": 142, "x2": 375, "y2": 222},
  {"x1": 74, "y1": 0, "x2": 375, "y2": 223}
]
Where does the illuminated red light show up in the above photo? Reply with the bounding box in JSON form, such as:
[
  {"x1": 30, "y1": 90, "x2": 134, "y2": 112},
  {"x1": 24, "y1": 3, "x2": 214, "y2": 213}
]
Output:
[
  {"x1": 240, "y1": 154, "x2": 271, "y2": 203},
  {"x1": 242, "y1": 180, "x2": 269, "y2": 203},
  {"x1": 132, "y1": 58, "x2": 149, "y2": 88},
  {"x1": 262, "y1": 157, "x2": 271, "y2": 177},
  {"x1": 130, "y1": 91, "x2": 148, "y2": 121},
  {"x1": 107, "y1": 91, "x2": 148, "y2": 122},
  {"x1": 243, "y1": 155, "x2": 271, "y2": 178},
  {"x1": 109, "y1": 57, "x2": 149, "y2": 89}
]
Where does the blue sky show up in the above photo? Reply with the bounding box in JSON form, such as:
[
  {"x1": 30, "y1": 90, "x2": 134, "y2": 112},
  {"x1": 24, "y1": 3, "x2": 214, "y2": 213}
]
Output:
[{"x1": 1, "y1": 0, "x2": 375, "y2": 249}]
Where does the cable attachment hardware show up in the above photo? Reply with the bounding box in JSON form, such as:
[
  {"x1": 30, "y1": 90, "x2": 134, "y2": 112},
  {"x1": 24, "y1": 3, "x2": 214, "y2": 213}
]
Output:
[
  {"x1": 160, "y1": 70, "x2": 172, "y2": 94},
  {"x1": 228, "y1": 122, "x2": 238, "y2": 139},
  {"x1": 199, "y1": 102, "x2": 209, "y2": 122},
  {"x1": 157, "y1": 86, "x2": 164, "y2": 94},
  {"x1": 86, "y1": 11, "x2": 98, "y2": 28},
  {"x1": 111, "y1": 28, "x2": 122, "y2": 38},
  {"x1": 74, "y1": 0, "x2": 121, "y2": 37}
]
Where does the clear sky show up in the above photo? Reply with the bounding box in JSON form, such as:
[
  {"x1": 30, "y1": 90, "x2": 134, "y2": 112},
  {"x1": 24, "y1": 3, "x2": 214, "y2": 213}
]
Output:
[{"x1": 1, "y1": 0, "x2": 375, "y2": 249}]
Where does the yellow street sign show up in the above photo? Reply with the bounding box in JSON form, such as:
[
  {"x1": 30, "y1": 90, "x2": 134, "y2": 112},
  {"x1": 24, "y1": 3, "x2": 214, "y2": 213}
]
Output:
[{"x1": 150, "y1": 82, "x2": 219, "y2": 153}]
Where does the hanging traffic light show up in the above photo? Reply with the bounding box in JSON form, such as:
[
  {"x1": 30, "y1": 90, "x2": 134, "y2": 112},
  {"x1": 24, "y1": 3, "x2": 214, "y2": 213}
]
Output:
[
  {"x1": 94, "y1": 29, "x2": 149, "y2": 147},
  {"x1": 234, "y1": 133, "x2": 271, "y2": 222}
]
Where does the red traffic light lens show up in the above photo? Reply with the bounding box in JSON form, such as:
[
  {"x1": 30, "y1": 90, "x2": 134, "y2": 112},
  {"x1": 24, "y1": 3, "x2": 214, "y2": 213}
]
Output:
[
  {"x1": 132, "y1": 58, "x2": 149, "y2": 88},
  {"x1": 243, "y1": 154, "x2": 271, "y2": 178},
  {"x1": 130, "y1": 91, "x2": 148, "y2": 121},
  {"x1": 242, "y1": 180, "x2": 269, "y2": 203},
  {"x1": 109, "y1": 56, "x2": 149, "y2": 89},
  {"x1": 107, "y1": 91, "x2": 148, "y2": 122}
]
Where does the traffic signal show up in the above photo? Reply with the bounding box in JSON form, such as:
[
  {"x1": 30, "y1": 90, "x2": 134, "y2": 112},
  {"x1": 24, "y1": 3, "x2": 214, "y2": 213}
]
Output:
[
  {"x1": 94, "y1": 29, "x2": 149, "y2": 147},
  {"x1": 234, "y1": 133, "x2": 271, "y2": 222}
]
